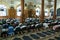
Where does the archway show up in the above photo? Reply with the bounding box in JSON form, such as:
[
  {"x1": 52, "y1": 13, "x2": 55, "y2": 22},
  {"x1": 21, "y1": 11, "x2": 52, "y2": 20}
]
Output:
[{"x1": 17, "y1": 6, "x2": 21, "y2": 16}]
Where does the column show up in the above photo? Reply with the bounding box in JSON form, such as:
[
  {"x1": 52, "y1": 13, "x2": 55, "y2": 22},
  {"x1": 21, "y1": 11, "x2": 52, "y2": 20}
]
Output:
[
  {"x1": 53, "y1": 0, "x2": 57, "y2": 20},
  {"x1": 40, "y1": 0, "x2": 44, "y2": 22},
  {"x1": 21, "y1": 0, "x2": 24, "y2": 23}
]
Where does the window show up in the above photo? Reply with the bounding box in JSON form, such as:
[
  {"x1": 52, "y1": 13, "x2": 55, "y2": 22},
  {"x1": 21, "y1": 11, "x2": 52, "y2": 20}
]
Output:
[
  {"x1": 57, "y1": 8, "x2": 60, "y2": 16},
  {"x1": 45, "y1": 9, "x2": 49, "y2": 16},
  {"x1": 0, "y1": 9, "x2": 4, "y2": 11},
  {"x1": 50, "y1": 9, "x2": 54, "y2": 16},
  {"x1": 35, "y1": 7, "x2": 40, "y2": 16},
  {"x1": 0, "y1": 5, "x2": 7, "y2": 16},
  {"x1": 17, "y1": 6, "x2": 21, "y2": 16}
]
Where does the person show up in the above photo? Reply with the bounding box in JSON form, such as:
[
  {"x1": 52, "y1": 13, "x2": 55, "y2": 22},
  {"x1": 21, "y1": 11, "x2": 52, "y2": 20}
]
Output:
[
  {"x1": 43, "y1": 23, "x2": 49, "y2": 29},
  {"x1": 0, "y1": 25, "x2": 2, "y2": 36},
  {"x1": 7, "y1": 25, "x2": 14, "y2": 36},
  {"x1": 53, "y1": 25, "x2": 60, "y2": 30},
  {"x1": 3, "y1": 24, "x2": 8, "y2": 29},
  {"x1": 14, "y1": 26, "x2": 21, "y2": 34},
  {"x1": 1, "y1": 28, "x2": 8, "y2": 37}
]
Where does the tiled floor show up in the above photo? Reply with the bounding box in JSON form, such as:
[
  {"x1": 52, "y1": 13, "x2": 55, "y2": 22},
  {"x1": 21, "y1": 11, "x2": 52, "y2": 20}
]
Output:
[{"x1": 0, "y1": 29, "x2": 60, "y2": 40}]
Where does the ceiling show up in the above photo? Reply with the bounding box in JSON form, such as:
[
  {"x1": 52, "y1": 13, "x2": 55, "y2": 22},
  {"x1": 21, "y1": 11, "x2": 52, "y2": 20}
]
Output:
[{"x1": 0, "y1": 0, "x2": 60, "y2": 9}]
